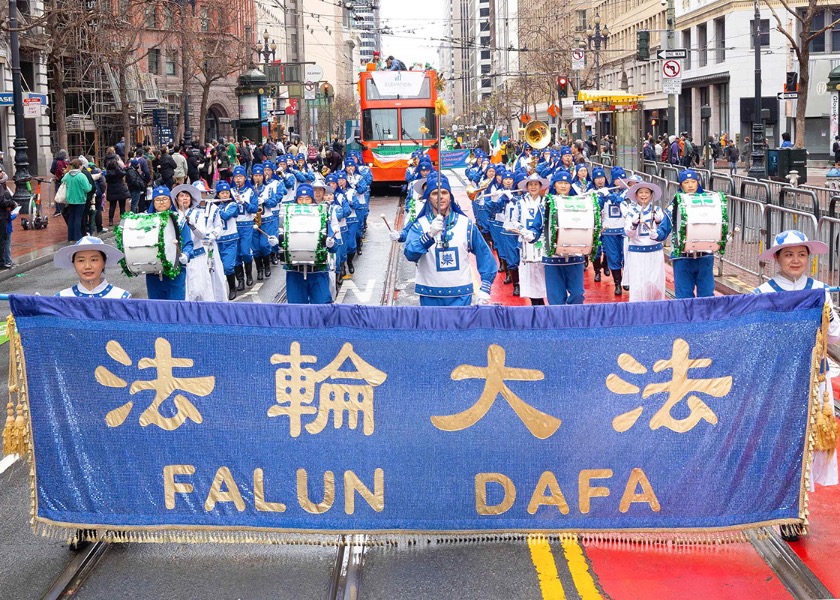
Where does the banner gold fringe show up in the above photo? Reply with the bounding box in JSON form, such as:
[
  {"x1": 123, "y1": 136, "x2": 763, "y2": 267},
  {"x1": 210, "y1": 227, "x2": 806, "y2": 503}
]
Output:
[
  {"x1": 3, "y1": 315, "x2": 29, "y2": 457},
  {"x1": 814, "y1": 303, "x2": 838, "y2": 452},
  {"x1": 28, "y1": 519, "x2": 793, "y2": 549}
]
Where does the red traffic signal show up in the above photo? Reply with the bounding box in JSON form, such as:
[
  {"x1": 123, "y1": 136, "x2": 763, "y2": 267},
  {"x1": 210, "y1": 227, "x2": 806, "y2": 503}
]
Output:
[{"x1": 557, "y1": 76, "x2": 569, "y2": 98}]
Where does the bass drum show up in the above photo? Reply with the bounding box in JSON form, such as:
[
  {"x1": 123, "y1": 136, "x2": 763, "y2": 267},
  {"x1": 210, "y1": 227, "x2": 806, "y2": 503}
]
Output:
[
  {"x1": 676, "y1": 191, "x2": 725, "y2": 254},
  {"x1": 283, "y1": 203, "x2": 328, "y2": 266},
  {"x1": 120, "y1": 212, "x2": 179, "y2": 276},
  {"x1": 554, "y1": 193, "x2": 596, "y2": 257}
]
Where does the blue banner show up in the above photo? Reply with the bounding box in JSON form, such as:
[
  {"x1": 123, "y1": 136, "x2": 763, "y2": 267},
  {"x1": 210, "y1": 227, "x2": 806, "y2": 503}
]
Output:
[
  {"x1": 441, "y1": 149, "x2": 471, "y2": 169},
  {"x1": 9, "y1": 292, "x2": 822, "y2": 540}
]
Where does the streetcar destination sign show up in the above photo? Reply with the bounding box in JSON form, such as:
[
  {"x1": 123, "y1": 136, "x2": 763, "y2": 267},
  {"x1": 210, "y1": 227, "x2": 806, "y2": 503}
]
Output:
[{"x1": 657, "y1": 49, "x2": 688, "y2": 60}]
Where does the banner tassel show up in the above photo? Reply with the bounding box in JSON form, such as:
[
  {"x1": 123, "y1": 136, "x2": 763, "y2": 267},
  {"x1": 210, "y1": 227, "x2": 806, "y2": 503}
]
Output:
[
  {"x1": 3, "y1": 315, "x2": 29, "y2": 457},
  {"x1": 814, "y1": 303, "x2": 838, "y2": 452}
]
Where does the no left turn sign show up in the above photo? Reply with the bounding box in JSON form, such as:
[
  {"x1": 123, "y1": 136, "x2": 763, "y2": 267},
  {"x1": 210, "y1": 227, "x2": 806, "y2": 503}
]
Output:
[{"x1": 663, "y1": 60, "x2": 681, "y2": 78}]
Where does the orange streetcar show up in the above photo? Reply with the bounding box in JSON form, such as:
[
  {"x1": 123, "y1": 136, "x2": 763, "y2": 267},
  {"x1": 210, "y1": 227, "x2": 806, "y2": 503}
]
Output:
[{"x1": 358, "y1": 69, "x2": 440, "y2": 184}]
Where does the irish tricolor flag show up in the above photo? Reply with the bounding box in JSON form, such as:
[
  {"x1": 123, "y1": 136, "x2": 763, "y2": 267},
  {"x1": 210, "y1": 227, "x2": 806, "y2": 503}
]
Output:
[{"x1": 491, "y1": 130, "x2": 504, "y2": 162}]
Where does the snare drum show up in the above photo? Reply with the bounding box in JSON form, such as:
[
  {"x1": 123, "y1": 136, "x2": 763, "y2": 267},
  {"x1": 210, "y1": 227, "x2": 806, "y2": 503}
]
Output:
[
  {"x1": 552, "y1": 193, "x2": 597, "y2": 257},
  {"x1": 675, "y1": 192, "x2": 726, "y2": 254},
  {"x1": 118, "y1": 211, "x2": 179, "y2": 276},
  {"x1": 283, "y1": 203, "x2": 328, "y2": 266}
]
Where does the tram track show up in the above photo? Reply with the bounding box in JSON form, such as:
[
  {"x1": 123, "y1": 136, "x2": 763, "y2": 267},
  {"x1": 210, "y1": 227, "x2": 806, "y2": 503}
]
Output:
[{"x1": 327, "y1": 194, "x2": 404, "y2": 600}]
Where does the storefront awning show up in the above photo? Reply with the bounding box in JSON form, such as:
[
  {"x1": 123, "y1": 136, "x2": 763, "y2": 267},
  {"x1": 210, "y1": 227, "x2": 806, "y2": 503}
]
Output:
[{"x1": 576, "y1": 90, "x2": 645, "y2": 104}]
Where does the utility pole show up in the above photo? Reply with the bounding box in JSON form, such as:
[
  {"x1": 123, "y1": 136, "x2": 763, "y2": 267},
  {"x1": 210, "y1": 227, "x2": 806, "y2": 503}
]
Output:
[
  {"x1": 8, "y1": 0, "x2": 31, "y2": 208},
  {"x1": 666, "y1": 0, "x2": 676, "y2": 136}
]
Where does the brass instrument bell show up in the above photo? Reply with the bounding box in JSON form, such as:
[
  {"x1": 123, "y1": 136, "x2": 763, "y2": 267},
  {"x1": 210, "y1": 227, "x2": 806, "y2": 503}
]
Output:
[{"x1": 524, "y1": 120, "x2": 551, "y2": 150}]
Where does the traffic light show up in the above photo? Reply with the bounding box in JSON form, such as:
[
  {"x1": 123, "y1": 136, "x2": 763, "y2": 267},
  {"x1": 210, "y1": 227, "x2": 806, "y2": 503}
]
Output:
[
  {"x1": 637, "y1": 30, "x2": 651, "y2": 61},
  {"x1": 557, "y1": 76, "x2": 568, "y2": 98},
  {"x1": 784, "y1": 71, "x2": 799, "y2": 93}
]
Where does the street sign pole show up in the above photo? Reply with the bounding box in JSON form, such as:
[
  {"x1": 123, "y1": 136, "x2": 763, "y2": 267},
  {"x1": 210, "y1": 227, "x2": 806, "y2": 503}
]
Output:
[{"x1": 666, "y1": 0, "x2": 676, "y2": 137}]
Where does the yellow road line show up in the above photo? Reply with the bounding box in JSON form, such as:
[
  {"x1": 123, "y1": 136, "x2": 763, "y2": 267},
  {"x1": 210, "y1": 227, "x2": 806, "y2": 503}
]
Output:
[
  {"x1": 561, "y1": 539, "x2": 603, "y2": 600},
  {"x1": 527, "y1": 535, "x2": 566, "y2": 599}
]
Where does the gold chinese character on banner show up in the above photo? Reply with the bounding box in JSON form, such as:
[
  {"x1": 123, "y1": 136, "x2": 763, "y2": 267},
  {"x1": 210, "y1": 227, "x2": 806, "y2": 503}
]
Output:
[
  {"x1": 431, "y1": 344, "x2": 561, "y2": 439},
  {"x1": 269, "y1": 342, "x2": 387, "y2": 437},
  {"x1": 95, "y1": 338, "x2": 216, "y2": 430},
  {"x1": 607, "y1": 338, "x2": 732, "y2": 433}
]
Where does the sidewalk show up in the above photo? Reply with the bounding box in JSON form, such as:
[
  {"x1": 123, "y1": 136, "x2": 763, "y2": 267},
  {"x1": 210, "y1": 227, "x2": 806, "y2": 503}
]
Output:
[{"x1": 0, "y1": 210, "x2": 118, "y2": 285}]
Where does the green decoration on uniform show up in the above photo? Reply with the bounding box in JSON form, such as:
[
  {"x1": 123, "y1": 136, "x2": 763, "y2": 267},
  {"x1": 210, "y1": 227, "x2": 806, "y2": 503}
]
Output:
[{"x1": 114, "y1": 211, "x2": 182, "y2": 280}]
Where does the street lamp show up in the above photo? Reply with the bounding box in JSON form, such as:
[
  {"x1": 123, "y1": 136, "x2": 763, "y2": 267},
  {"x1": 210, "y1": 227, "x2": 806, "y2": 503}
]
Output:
[
  {"x1": 747, "y1": 0, "x2": 766, "y2": 178},
  {"x1": 8, "y1": 0, "x2": 31, "y2": 209},
  {"x1": 258, "y1": 29, "x2": 276, "y2": 65},
  {"x1": 585, "y1": 14, "x2": 609, "y2": 90}
]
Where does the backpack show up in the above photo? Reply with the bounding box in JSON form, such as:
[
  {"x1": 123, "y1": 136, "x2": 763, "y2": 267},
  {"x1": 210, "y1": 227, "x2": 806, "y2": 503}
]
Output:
[{"x1": 125, "y1": 164, "x2": 143, "y2": 191}]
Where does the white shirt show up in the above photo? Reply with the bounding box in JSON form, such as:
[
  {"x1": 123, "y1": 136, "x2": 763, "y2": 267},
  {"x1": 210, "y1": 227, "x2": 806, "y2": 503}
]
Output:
[
  {"x1": 56, "y1": 279, "x2": 131, "y2": 299},
  {"x1": 754, "y1": 274, "x2": 840, "y2": 344}
]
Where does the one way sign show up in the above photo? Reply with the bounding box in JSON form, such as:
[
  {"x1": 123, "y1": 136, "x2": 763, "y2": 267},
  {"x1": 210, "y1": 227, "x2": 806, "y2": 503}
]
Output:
[{"x1": 657, "y1": 49, "x2": 688, "y2": 60}]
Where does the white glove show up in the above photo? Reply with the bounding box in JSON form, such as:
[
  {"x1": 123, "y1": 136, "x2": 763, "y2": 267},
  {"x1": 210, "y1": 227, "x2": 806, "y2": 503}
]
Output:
[
  {"x1": 429, "y1": 214, "x2": 445, "y2": 237},
  {"x1": 389, "y1": 230, "x2": 401, "y2": 241},
  {"x1": 521, "y1": 230, "x2": 535, "y2": 243},
  {"x1": 326, "y1": 236, "x2": 335, "y2": 248},
  {"x1": 476, "y1": 290, "x2": 491, "y2": 305},
  {"x1": 268, "y1": 235, "x2": 279, "y2": 246},
  {"x1": 631, "y1": 212, "x2": 641, "y2": 226},
  {"x1": 179, "y1": 253, "x2": 189, "y2": 265},
  {"x1": 649, "y1": 231, "x2": 658, "y2": 242},
  {"x1": 208, "y1": 232, "x2": 218, "y2": 243},
  {"x1": 503, "y1": 222, "x2": 518, "y2": 232}
]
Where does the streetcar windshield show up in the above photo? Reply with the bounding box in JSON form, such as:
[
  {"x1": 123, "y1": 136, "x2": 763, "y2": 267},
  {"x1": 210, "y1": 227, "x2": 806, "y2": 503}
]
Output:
[
  {"x1": 362, "y1": 109, "x2": 399, "y2": 141},
  {"x1": 401, "y1": 108, "x2": 437, "y2": 141}
]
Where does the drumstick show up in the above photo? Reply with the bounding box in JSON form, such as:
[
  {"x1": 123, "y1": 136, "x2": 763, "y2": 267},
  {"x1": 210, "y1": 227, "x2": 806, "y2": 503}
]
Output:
[{"x1": 380, "y1": 213, "x2": 392, "y2": 231}]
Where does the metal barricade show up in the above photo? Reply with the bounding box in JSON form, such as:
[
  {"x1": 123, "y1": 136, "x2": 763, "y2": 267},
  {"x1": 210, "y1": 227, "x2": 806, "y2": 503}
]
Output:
[
  {"x1": 732, "y1": 174, "x2": 756, "y2": 195},
  {"x1": 664, "y1": 179, "x2": 679, "y2": 204},
  {"x1": 778, "y1": 187, "x2": 819, "y2": 218},
  {"x1": 741, "y1": 180, "x2": 771, "y2": 203},
  {"x1": 694, "y1": 168, "x2": 711, "y2": 190},
  {"x1": 661, "y1": 165, "x2": 680, "y2": 183},
  {"x1": 721, "y1": 195, "x2": 766, "y2": 278},
  {"x1": 763, "y1": 204, "x2": 819, "y2": 258},
  {"x1": 643, "y1": 161, "x2": 660, "y2": 176},
  {"x1": 766, "y1": 179, "x2": 785, "y2": 203},
  {"x1": 709, "y1": 172, "x2": 735, "y2": 196},
  {"x1": 817, "y1": 215, "x2": 840, "y2": 288},
  {"x1": 800, "y1": 184, "x2": 834, "y2": 214}
]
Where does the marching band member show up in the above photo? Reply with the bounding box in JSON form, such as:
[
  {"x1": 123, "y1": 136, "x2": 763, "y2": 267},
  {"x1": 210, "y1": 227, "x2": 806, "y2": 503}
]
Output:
[
  {"x1": 559, "y1": 146, "x2": 574, "y2": 171},
  {"x1": 483, "y1": 165, "x2": 506, "y2": 271},
  {"x1": 669, "y1": 169, "x2": 716, "y2": 299},
  {"x1": 282, "y1": 184, "x2": 337, "y2": 304},
  {"x1": 276, "y1": 159, "x2": 297, "y2": 194},
  {"x1": 535, "y1": 149, "x2": 555, "y2": 178},
  {"x1": 213, "y1": 181, "x2": 241, "y2": 300},
  {"x1": 146, "y1": 185, "x2": 193, "y2": 301},
  {"x1": 524, "y1": 170, "x2": 586, "y2": 305},
  {"x1": 753, "y1": 230, "x2": 839, "y2": 507},
  {"x1": 612, "y1": 166, "x2": 634, "y2": 292},
  {"x1": 313, "y1": 181, "x2": 342, "y2": 300},
  {"x1": 263, "y1": 161, "x2": 287, "y2": 265},
  {"x1": 336, "y1": 169, "x2": 363, "y2": 275},
  {"x1": 405, "y1": 151, "x2": 421, "y2": 186},
  {"x1": 250, "y1": 165, "x2": 280, "y2": 281},
  {"x1": 593, "y1": 167, "x2": 625, "y2": 294},
  {"x1": 173, "y1": 183, "x2": 227, "y2": 302},
  {"x1": 404, "y1": 173, "x2": 496, "y2": 306},
  {"x1": 571, "y1": 164, "x2": 592, "y2": 196},
  {"x1": 624, "y1": 181, "x2": 667, "y2": 302},
  {"x1": 54, "y1": 236, "x2": 131, "y2": 299},
  {"x1": 325, "y1": 173, "x2": 350, "y2": 285},
  {"x1": 293, "y1": 153, "x2": 316, "y2": 186},
  {"x1": 489, "y1": 169, "x2": 521, "y2": 296},
  {"x1": 231, "y1": 165, "x2": 258, "y2": 291},
  {"x1": 509, "y1": 172, "x2": 547, "y2": 305},
  {"x1": 344, "y1": 158, "x2": 370, "y2": 255},
  {"x1": 515, "y1": 144, "x2": 534, "y2": 171}
]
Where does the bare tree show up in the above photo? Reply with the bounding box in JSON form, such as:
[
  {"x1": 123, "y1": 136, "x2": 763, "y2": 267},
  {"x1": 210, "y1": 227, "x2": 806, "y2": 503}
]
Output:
[
  {"x1": 92, "y1": 0, "x2": 157, "y2": 149},
  {"x1": 765, "y1": 0, "x2": 840, "y2": 147},
  {"x1": 185, "y1": 1, "x2": 248, "y2": 145}
]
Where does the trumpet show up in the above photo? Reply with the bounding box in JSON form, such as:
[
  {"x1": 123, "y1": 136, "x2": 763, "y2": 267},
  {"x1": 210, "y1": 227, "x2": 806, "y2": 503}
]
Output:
[{"x1": 466, "y1": 177, "x2": 491, "y2": 201}]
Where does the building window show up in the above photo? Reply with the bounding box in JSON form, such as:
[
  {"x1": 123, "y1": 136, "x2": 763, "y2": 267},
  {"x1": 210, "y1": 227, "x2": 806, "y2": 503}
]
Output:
[
  {"x1": 200, "y1": 7, "x2": 209, "y2": 32},
  {"x1": 750, "y1": 19, "x2": 770, "y2": 47},
  {"x1": 145, "y1": 4, "x2": 157, "y2": 28},
  {"x1": 481, "y1": 50, "x2": 490, "y2": 60},
  {"x1": 481, "y1": 78, "x2": 491, "y2": 88},
  {"x1": 811, "y1": 10, "x2": 825, "y2": 52},
  {"x1": 480, "y1": 36, "x2": 490, "y2": 46},
  {"x1": 481, "y1": 64, "x2": 491, "y2": 74},
  {"x1": 148, "y1": 49, "x2": 160, "y2": 75},
  {"x1": 682, "y1": 29, "x2": 691, "y2": 69},
  {"x1": 479, "y1": 7, "x2": 489, "y2": 17},
  {"x1": 163, "y1": 4, "x2": 173, "y2": 29},
  {"x1": 165, "y1": 51, "x2": 177, "y2": 76},
  {"x1": 832, "y1": 10, "x2": 840, "y2": 52},
  {"x1": 714, "y1": 18, "x2": 725, "y2": 63},
  {"x1": 576, "y1": 10, "x2": 586, "y2": 31},
  {"x1": 698, "y1": 24, "x2": 707, "y2": 67},
  {"x1": 718, "y1": 82, "x2": 729, "y2": 135}
]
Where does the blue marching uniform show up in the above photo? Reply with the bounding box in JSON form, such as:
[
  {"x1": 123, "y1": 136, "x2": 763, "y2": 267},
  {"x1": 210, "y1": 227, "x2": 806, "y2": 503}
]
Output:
[
  {"x1": 284, "y1": 184, "x2": 336, "y2": 304},
  {"x1": 665, "y1": 170, "x2": 715, "y2": 298},
  {"x1": 526, "y1": 205, "x2": 586, "y2": 305},
  {"x1": 145, "y1": 209, "x2": 194, "y2": 301}
]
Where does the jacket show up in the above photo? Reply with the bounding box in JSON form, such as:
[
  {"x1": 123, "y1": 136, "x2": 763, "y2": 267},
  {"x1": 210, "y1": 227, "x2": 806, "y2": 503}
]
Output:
[
  {"x1": 104, "y1": 165, "x2": 130, "y2": 201},
  {"x1": 63, "y1": 169, "x2": 93, "y2": 205}
]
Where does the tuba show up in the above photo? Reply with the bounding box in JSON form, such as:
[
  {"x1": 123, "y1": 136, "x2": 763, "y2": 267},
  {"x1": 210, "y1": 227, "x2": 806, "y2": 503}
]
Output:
[{"x1": 524, "y1": 120, "x2": 552, "y2": 150}]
